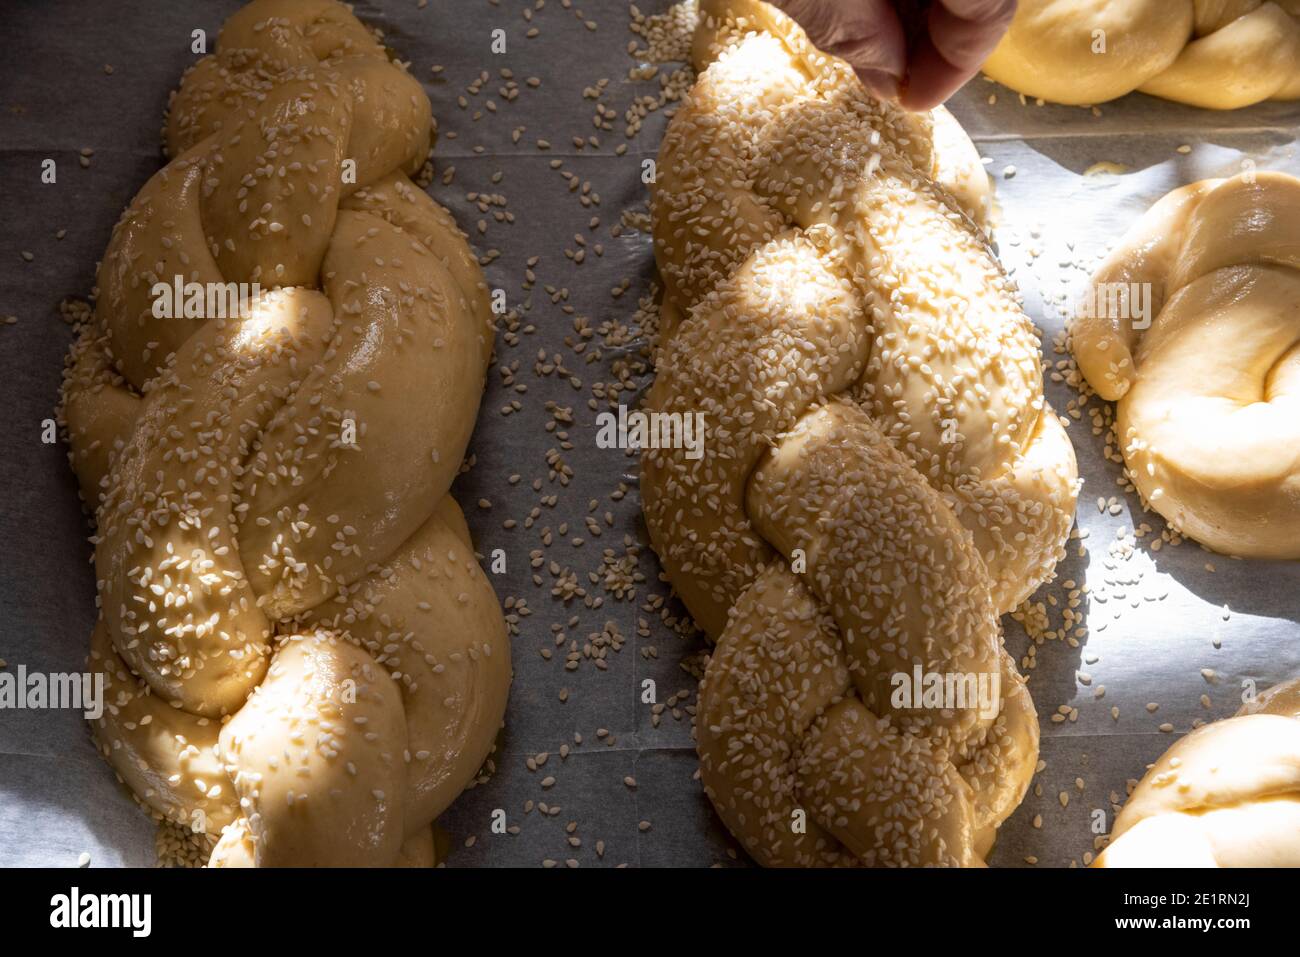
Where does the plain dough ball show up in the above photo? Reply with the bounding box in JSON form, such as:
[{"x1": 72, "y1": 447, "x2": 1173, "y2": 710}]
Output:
[{"x1": 983, "y1": 0, "x2": 1300, "y2": 108}]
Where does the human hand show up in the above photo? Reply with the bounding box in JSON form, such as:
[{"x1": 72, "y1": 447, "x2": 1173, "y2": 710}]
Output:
[{"x1": 771, "y1": 0, "x2": 1017, "y2": 110}]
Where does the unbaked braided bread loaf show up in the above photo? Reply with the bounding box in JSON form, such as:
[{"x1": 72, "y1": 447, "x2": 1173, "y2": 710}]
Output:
[
  {"x1": 1095, "y1": 677, "x2": 1300, "y2": 867},
  {"x1": 642, "y1": 0, "x2": 1078, "y2": 866},
  {"x1": 61, "y1": 0, "x2": 509, "y2": 866},
  {"x1": 1073, "y1": 172, "x2": 1300, "y2": 559},
  {"x1": 983, "y1": 0, "x2": 1300, "y2": 109}
]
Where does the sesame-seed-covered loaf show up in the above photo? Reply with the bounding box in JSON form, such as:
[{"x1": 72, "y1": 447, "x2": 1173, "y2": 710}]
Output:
[
  {"x1": 642, "y1": 0, "x2": 1078, "y2": 866},
  {"x1": 983, "y1": 0, "x2": 1300, "y2": 109},
  {"x1": 1094, "y1": 677, "x2": 1300, "y2": 867},
  {"x1": 1072, "y1": 173, "x2": 1300, "y2": 559},
  {"x1": 60, "y1": 0, "x2": 509, "y2": 867}
]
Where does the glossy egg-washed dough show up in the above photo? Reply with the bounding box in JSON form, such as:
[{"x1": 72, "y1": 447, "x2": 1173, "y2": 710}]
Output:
[
  {"x1": 643, "y1": 0, "x2": 1079, "y2": 867},
  {"x1": 983, "y1": 0, "x2": 1300, "y2": 108},
  {"x1": 1073, "y1": 173, "x2": 1300, "y2": 559},
  {"x1": 1096, "y1": 677, "x2": 1300, "y2": 866},
  {"x1": 60, "y1": 0, "x2": 509, "y2": 866}
]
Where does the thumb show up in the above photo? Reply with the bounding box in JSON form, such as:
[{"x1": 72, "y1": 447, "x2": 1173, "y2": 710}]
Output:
[
  {"x1": 900, "y1": 0, "x2": 1017, "y2": 109},
  {"x1": 772, "y1": 0, "x2": 907, "y2": 100}
]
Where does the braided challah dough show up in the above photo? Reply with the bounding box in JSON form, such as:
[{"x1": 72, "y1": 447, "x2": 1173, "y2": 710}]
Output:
[
  {"x1": 60, "y1": 0, "x2": 509, "y2": 866},
  {"x1": 643, "y1": 0, "x2": 1078, "y2": 866},
  {"x1": 1073, "y1": 172, "x2": 1300, "y2": 559},
  {"x1": 1095, "y1": 677, "x2": 1300, "y2": 867},
  {"x1": 983, "y1": 0, "x2": 1300, "y2": 109}
]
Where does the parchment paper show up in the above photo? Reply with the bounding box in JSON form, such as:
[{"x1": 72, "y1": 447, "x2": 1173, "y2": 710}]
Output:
[{"x1": 1, "y1": 0, "x2": 1297, "y2": 868}]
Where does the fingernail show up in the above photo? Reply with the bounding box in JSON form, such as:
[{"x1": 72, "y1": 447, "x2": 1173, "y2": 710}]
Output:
[{"x1": 856, "y1": 68, "x2": 900, "y2": 101}]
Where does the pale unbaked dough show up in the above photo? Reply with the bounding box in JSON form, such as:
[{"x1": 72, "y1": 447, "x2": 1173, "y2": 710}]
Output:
[
  {"x1": 983, "y1": 0, "x2": 1300, "y2": 109},
  {"x1": 1072, "y1": 172, "x2": 1300, "y2": 559},
  {"x1": 643, "y1": 0, "x2": 1078, "y2": 867},
  {"x1": 1095, "y1": 678, "x2": 1300, "y2": 867},
  {"x1": 62, "y1": 0, "x2": 510, "y2": 866}
]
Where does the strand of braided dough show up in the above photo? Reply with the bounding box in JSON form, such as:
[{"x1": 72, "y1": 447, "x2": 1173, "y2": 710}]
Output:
[
  {"x1": 643, "y1": 0, "x2": 1078, "y2": 866},
  {"x1": 59, "y1": 0, "x2": 509, "y2": 866},
  {"x1": 1095, "y1": 677, "x2": 1300, "y2": 866},
  {"x1": 1073, "y1": 172, "x2": 1300, "y2": 559},
  {"x1": 983, "y1": 0, "x2": 1300, "y2": 109}
]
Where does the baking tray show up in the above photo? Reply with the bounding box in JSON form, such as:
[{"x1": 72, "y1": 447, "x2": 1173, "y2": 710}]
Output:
[{"x1": 1, "y1": 0, "x2": 1297, "y2": 867}]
